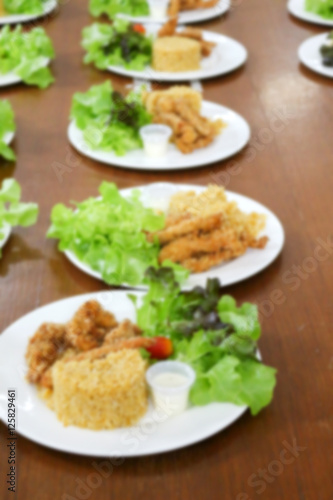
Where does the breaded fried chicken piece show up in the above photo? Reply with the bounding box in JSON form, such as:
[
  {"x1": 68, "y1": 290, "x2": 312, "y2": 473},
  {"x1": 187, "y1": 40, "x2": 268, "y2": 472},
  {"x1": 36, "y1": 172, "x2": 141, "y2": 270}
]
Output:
[
  {"x1": 158, "y1": 228, "x2": 242, "y2": 263},
  {"x1": 26, "y1": 323, "x2": 68, "y2": 384},
  {"x1": 103, "y1": 320, "x2": 142, "y2": 345},
  {"x1": 158, "y1": 17, "x2": 178, "y2": 37},
  {"x1": 174, "y1": 100, "x2": 212, "y2": 137},
  {"x1": 66, "y1": 300, "x2": 118, "y2": 351},
  {"x1": 168, "y1": 0, "x2": 181, "y2": 16},
  {"x1": 181, "y1": 246, "x2": 247, "y2": 273},
  {"x1": 149, "y1": 212, "x2": 223, "y2": 244}
]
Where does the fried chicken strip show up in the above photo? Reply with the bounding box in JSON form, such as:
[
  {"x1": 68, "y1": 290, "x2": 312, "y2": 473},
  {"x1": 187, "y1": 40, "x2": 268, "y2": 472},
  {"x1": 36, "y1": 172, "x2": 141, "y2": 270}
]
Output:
[
  {"x1": 158, "y1": 17, "x2": 178, "y2": 37},
  {"x1": 181, "y1": 246, "x2": 247, "y2": 273},
  {"x1": 66, "y1": 300, "x2": 118, "y2": 351},
  {"x1": 168, "y1": 0, "x2": 180, "y2": 16},
  {"x1": 103, "y1": 320, "x2": 142, "y2": 345},
  {"x1": 159, "y1": 228, "x2": 243, "y2": 263},
  {"x1": 66, "y1": 337, "x2": 154, "y2": 363},
  {"x1": 174, "y1": 100, "x2": 212, "y2": 137},
  {"x1": 148, "y1": 212, "x2": 223, "y2": 244}
]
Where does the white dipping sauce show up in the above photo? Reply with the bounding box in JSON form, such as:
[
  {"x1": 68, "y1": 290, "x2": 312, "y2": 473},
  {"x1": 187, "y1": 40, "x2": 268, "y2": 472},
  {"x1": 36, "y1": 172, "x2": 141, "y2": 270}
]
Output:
[{"x1": 146, "y1": 361, "x2": 196, "y2": 417}]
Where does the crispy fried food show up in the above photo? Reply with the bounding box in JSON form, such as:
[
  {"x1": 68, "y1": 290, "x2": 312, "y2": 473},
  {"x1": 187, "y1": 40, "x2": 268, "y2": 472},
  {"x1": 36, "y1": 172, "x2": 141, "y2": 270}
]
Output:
[
  {"x1": 103, "y1": 320, "x2": 142, "y2": 345},
  {"x1": 181, "y1": 246, "x2": 247, "y2": 272},
  {"x1": 168, "y1": 0, "x2": 181, "y2": 16},
  {"x1": 174, "y1": 100, "x2": 212, "y2": 136},
  {"x1": 26, "y1": 323, "x2": 68, "y2": 384},
  {"x1": 66, "y1": 300, "x2": 118, "y2": 351},
  {"x1": 149, "y1": 213, "x2": 223, "y2": 244},
  {"x1": 179, "y1": 27, "x2": 203, "y2": 40},
  {"x1": 67, "y1": 337, "x2": 154, "y2": 363},
  {"x1": 153, "y1": 112, "x2": 199, "y2": 144},
  {"x1": 247, "y1": 236, "x2": 269, "y2": 249},
  {"x1": 158, "y1": 16, "x2": 178, "y2": 37},
  {"x1": 159, "y1": 228, "x2": 243, "y2": 263}
]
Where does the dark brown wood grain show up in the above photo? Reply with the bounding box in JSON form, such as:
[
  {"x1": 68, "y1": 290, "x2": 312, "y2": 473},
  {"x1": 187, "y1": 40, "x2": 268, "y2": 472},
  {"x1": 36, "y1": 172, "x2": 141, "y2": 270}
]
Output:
[{"x1": 1, "y1": 0, "x2": 333, "y2": 499}]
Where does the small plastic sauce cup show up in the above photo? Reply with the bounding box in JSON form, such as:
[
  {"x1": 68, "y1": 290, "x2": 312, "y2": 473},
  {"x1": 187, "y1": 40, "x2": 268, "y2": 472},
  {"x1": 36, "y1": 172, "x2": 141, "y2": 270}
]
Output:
[
  {"x1": 146, "y1": 361, "x2": 196, "y2": 417},
  {"x1": 147, "y1": 0, "x2": 169, "y2": 20},
  {"x1": 139, "y1": 124, "x2": 172, "y2": 158}
]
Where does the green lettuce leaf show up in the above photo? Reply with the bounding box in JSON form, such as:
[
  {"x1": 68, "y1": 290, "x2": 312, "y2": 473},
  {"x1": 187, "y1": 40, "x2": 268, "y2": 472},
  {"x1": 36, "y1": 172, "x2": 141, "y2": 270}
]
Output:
[
  {"x1": 3, "y1": 0, "x2": 45, "y2": 14},
  {"x1": 305, "y1": 0, "x2": 333, "y2": 19},
  {"x1": 89, "y1": 0, "x2": 149, "y2": 18},
  {"x1": 82, "y1": 20, "x2": 152, "y2": 71},
  {"x1": 70, "y1": 81, "x2": 151, "y2": 156},
  {"x1": 0, "y1": 100, "x2": 16, "y2": 161},
  {"x1": 0, "y1": 25, "x2": 55, "y2": 88},
  {"x1": 218, "y1": 295, "x2": 261, "y2": 340},
  {"x1": 47, "y1": 182, "x2": 168, "y2": 287},
  {"x1": 0, "y1": 179, "x2": 39, "y2": 255}
]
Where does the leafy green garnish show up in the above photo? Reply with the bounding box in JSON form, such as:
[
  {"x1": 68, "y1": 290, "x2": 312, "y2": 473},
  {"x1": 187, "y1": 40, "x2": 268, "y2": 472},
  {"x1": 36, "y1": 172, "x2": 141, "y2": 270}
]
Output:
[
  {"x1": 0, "y1": 25, "x2": 55, "y2": 88},
  {"x1": 305, "y1": 0, "x2": 333, "y2": 19},
  {"x1": 133, "y1": 269, "x2": 277, "y2": 415},
  {"x1": 89, "y1": 0, "x2": 149, "y2": 19},
  {"x1": 3, "y1": 0, "x2": 45, "y2": 15},
  {"x1": 82, "y1": 20, "x2": 152, "y2": 71},
  {"x1": 70, "y1": 81, "x2": 151, "y2": 156},
  {"x1": 0, "y1": 100, "x2": 16, "y2": 161},
  {"x1": 0, "y1": 179, "x2": 39, "y2": 255},
  {"x1": 47, "y1": 182, "x2": 171, "y2": 286}
]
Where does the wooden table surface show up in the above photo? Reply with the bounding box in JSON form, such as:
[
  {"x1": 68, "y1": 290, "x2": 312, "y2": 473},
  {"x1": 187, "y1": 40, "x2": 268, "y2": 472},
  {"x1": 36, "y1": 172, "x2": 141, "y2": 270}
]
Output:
[{"x1": 1, "y1": 0, "x2": 333, "y2": 499}]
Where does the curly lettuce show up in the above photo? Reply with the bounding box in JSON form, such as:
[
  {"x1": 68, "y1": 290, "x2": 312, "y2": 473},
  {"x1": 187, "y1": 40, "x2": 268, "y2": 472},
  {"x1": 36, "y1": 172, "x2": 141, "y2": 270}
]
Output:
[
  {"x1": 3, "y1": 0, "x2": 46, "y2": 15},
  {"x1": 89, "y1": 0, "x2": 149, "y2": 19},
  {"x1": 0, "y1": 100, "x2": 16, "y2": 161},
  {"x1": 0, "y1": 179, "x2": 39, "y2": 255},
  {"x1": 70, "y1": 81, "x2": 151, "y2": 155},
  {"x1": 82, "y1": 19, "x2": 152, "y2": 71},
  {"x1": 0, "y1": 25, "x2": 55, "y2": 88},
  {"x1": 305, "y1": 0, "x2": 333, "y2": 19},
  {"x1": 132, "y1": 269, "x2": 277, "y2": 415}
]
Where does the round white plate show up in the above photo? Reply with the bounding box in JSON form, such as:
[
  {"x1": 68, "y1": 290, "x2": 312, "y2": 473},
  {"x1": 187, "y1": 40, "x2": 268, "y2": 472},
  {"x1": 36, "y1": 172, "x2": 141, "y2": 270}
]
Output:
[
  {"x1": 0, "y1": 290, "x2": 248, "y2": 456},
  {"x1": 106, "y1": 28, "x2": 247, "y2": 82},
  {"x1": 118, "y1": 0, "x2": 230, "y2": 24},
  {"x1": 64, "y1": 182, "x2": 285, "y2": 289},
  {"x1": 68, "y1": 100, "x2": 250, "y2": 171},
  {"x1": 0, "y1": 222, "x2": 11, "y2": 250},
  {"x1": 288, "y1": 0, "x2": 333, "y2": 26},
  {"x1": 298, "y1": 32, "x2": 333, "y2": 78},
  {"x1": 0, "y1": 57, "x2": 50, "y2": 88},
  {"x1": 0, "y1": 0, "x2": 57, "y2": 25}
]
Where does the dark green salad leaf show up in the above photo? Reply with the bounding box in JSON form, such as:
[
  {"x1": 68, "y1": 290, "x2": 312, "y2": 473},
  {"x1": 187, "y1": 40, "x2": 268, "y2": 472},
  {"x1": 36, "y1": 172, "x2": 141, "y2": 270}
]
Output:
[
  {"x1": 320, "y1": 31, "x2": 333, "y2": 66},
  {"x1": 89, "y1": 0, "x2": 149, "y2": 19},
  {"x1": 70, "y1": 81, "x2": 152, "y2": 156},
  {"x1": 47, "y1": 183, "x2": 188, "y2": 287},
  {"x1": 3, "y1": 0, "x2": 46, "y2": 15},
  {"x1": 0, "y1": 179, "x2": 39, "y2": 256},
  {"x1": 305, "y1": 0, "x2": 333, "y2": 19},
  {"x1": 82, "y1": 19, "x2": 152, "y2": 71},
  {"x1": 132, "y1": 268, "x2": 277, "y2": 415},
  {"x1": 0, "y1": 100, "x2": 16, "y2": 161},
  {"x1": 0, "y1": 25, "x2": 55, "y2": 88}
]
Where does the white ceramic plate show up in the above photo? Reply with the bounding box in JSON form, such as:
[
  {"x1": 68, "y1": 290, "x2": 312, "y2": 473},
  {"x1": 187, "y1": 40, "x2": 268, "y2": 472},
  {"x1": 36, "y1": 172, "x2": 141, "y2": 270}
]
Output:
[
  {"x1": 288, "y1": 0, "x2": 333, "y2": 26},
  {"x1": 0, "y1": 290, "x2": 248, "y2": 456},
  {"x1": 106, "y1": 28, "x2": 247, "y2": 82},
  {"x1": 64, "y1": 183, "x2": 285, "y2": 289},
  {"x1": 298, "y1": 32, "x2": 333, "y2": 78},
  {"x1": 0, "y1": 57, "x2": 50, "y2": 88},
  {"x1": 119, "y1": 0, "x2": 230, "y2": 24},
  {"x1": 0, "y1": 0, "x2": 57, "y2": 25},
  {"x1": 68, "y1": 100, "x2": 250, "y2": 170}
]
